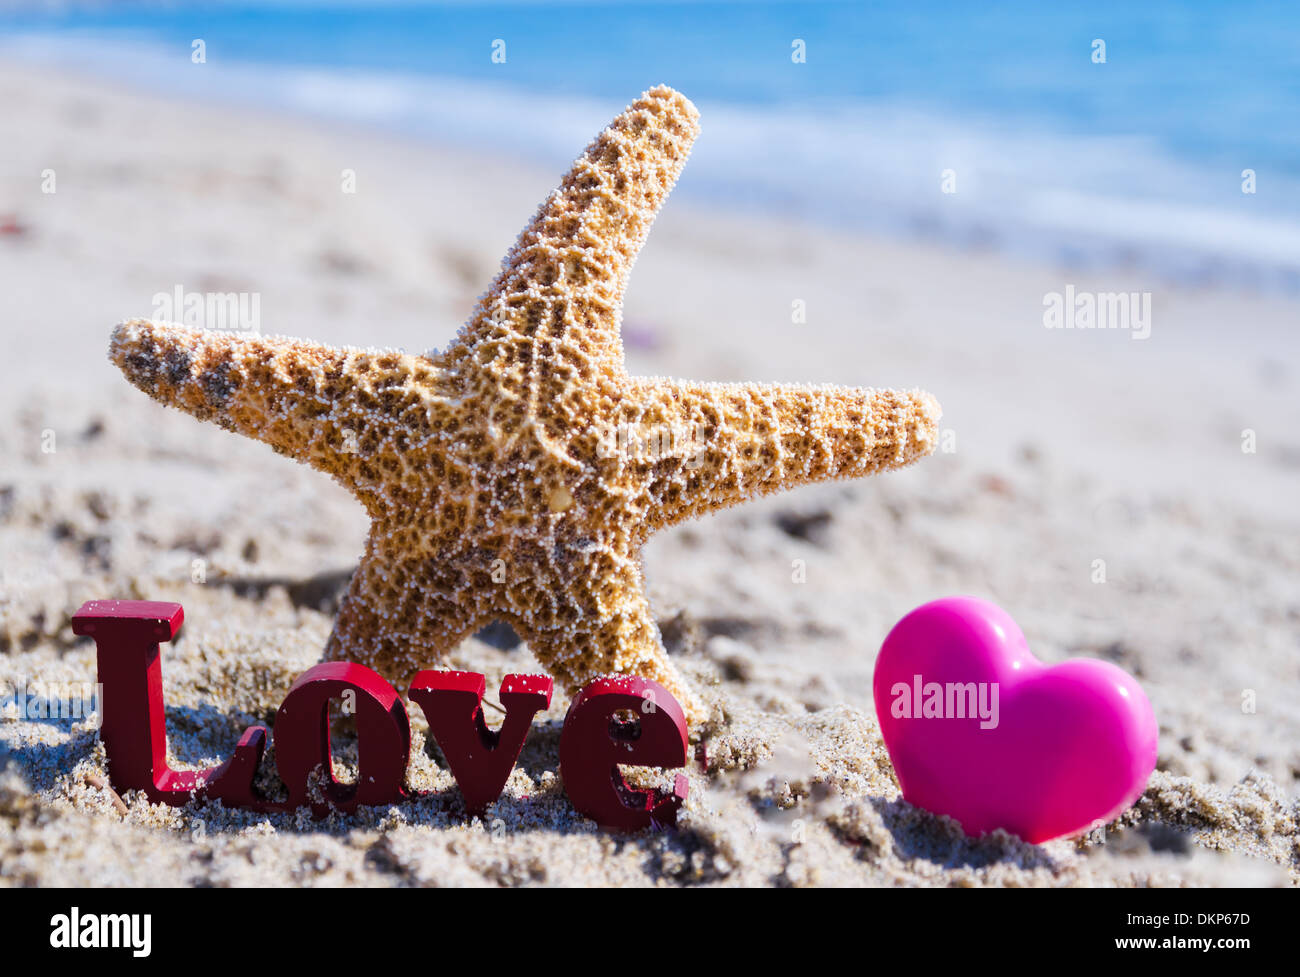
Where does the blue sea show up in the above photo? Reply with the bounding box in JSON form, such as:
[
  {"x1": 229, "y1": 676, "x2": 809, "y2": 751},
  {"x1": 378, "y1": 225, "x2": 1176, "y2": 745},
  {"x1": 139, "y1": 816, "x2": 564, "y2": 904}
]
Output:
[{"x1": 3, "y1": 1, "x2": 1298, "y2": 289}]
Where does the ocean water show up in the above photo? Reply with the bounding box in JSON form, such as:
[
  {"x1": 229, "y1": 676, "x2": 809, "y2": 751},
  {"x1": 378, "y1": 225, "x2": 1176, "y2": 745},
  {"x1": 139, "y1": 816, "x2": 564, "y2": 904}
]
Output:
[{"x1": 3, "y1": 0, "x2": 1298, "y2": 289}]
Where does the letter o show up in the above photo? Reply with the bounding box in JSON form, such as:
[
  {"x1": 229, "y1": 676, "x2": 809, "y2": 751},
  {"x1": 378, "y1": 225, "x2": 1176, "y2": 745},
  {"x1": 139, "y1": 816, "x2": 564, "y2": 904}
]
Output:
[{"x1": 273, "y1": 662, "x2": 410, "y2": 815}]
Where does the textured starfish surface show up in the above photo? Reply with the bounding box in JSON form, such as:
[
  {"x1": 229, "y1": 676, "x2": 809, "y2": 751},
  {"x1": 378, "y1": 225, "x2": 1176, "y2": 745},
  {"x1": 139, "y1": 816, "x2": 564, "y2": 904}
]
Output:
[{"x1": 109, "y1": 86, "x2": 940, "y2": 724}]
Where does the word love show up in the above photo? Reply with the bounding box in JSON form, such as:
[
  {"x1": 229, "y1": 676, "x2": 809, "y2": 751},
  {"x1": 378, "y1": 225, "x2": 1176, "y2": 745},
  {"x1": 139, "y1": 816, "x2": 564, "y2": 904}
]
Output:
[{"x1": 72, "y1": 600, "x2": 689, "y2": 831}]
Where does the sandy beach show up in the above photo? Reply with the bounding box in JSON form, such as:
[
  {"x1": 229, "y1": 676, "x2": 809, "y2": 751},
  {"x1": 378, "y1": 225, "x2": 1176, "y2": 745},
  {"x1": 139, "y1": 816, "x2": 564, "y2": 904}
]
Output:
[{"x1": 1, "y1": 60, "x2": 1298, "y2": 887}]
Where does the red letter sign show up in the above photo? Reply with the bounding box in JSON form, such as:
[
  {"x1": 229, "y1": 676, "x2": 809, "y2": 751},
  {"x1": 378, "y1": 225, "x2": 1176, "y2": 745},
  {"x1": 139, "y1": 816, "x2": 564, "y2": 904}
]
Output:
[
  {"x1": 409, "y1": 670, "x2": 552, "y2": 816},
  {"x1": 559, "y1": 676, "x2": 689, "y2": 831},
  {"x1": 76, "y1": 600, "x2": 692, "y2": 829}
]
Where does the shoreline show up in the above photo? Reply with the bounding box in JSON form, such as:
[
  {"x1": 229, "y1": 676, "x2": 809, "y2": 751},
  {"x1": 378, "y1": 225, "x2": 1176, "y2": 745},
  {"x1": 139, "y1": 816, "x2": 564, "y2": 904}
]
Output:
[{"x1": 4, "y1": 34, "x2": 1300, "y2": 295}]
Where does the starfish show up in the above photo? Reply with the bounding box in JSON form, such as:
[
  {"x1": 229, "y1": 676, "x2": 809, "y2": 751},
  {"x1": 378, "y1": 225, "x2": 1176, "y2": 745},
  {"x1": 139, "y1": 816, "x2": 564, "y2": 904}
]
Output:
[{"x1": 109, "y1": 86, "x2": 940, "y2": 725}]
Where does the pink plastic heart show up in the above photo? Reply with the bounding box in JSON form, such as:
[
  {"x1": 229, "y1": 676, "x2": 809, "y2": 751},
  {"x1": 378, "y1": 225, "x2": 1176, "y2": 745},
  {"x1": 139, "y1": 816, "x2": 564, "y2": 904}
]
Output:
[{"x1": 873, "y1": 596, "x2": 1157, "y2": 844}]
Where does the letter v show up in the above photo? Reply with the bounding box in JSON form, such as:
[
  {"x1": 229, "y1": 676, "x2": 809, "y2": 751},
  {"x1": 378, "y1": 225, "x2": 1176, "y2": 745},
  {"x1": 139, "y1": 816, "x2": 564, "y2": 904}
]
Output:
[{"x1": 408, "y1": 671, "x2": 551, "y2": 815}]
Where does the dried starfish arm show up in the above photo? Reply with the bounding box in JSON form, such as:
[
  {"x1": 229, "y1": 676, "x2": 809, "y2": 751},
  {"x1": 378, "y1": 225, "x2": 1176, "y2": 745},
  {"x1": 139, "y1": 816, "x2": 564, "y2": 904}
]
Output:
[
  {"x1": 110, "y1": 319, "x2": 452, "y2": 509},
  {"x1": 507, "y1": 556, "x2": 704, "y2": 721},
  {"x1": 323, "y1": 537, "x2": 487, "y2": 682},
  {"x1": 442, "y1": 85, "x2": 701, "y2": 382},
  {"x1": 626, "y1": 378, "x2": 942, "y2": 529}
]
